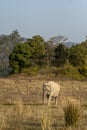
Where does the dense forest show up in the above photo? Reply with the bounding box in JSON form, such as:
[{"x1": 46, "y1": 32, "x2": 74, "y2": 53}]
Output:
[{"x1": 0, "y1": 30, "x2": 87, "y2": 79}]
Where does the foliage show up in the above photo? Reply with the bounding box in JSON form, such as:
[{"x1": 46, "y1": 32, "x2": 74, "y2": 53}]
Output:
[
  {"x1": 54, "y1": 43, "x2": 69, "y2": 67},
  {"x1": 52, "y1": 64, "x2": 83, "y2": 80},
  {"x1": 0, "y1": 31, "x2": 87, "y2": 79},
  {"x1": 69, "y1": 44, "x2": 87, "y2": 67},
  {"x1": 80, "y1": 41, "x2": 87, "y2": 48},
  {"x1": 27, "y1": 35, "x2": 45, "y2": 66},
  {"x1": 9, "y1": 43, "x2": 32, "y2": 73},
  {"x1": 78, "y1": 67, "x2": 87, "y2": 77},
  {"x1": 22, "y1": 66, "x2": 39, "y2": 75},
  {"x1": 9, "y1": 35, "x2": 45, "y2": 73},
  {"x1": 0, "y1": 30, "x2": 25, "y2": 76}
]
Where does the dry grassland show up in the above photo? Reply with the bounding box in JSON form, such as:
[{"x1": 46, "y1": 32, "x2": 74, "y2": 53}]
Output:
[{"x1": 0, "y1": 75, "x2": 87, "y2": 130}]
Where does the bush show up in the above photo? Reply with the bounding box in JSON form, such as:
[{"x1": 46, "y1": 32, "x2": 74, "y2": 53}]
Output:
[
  {"x1": 34, "y1": 65, "x2": 85, "y2": 80},
  {"x1": 22, "y1": 66, "x2": 39, "y2": 75},
  {"x1": 55, "y1": 64, "x2": 83, "y2": 80},
  {"x1": 63, "y1": 102, "x2": 81, "y2": 127},
  {"x1": 78, "y1": 67, "x2": 87, "y2": 77}
]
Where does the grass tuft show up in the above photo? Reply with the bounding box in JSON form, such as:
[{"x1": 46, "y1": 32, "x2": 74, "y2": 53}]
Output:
[{"x1": 63, "y1": 101, "x2": 81, "y2": 127}]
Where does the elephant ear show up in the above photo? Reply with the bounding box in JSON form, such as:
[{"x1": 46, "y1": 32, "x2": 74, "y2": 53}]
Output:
[{"x1": 49, "y1": 81, "x2": 55, "y2": 91}]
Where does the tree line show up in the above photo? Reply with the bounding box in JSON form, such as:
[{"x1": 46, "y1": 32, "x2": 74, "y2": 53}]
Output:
[
  {"x1": 0, "y1": 30, "x2": 25, "y2": 76},
  {"x1": 9, "y1": 33, "x2": 87, "y2": 79},
  {"x1": 0, "y1": 30, "x2": 87, "y2": 79}
]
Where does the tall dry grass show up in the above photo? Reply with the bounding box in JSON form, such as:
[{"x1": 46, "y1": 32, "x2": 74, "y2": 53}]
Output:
[
  {"x1": 40, "y1": 109, "x2": 52, "y2": 130},
  {"x1": 0, "y1": 77, "x2": 87, "y2": 130},
  {"x1": 0, "y1": 96, "x2": 32, "y2": 130},
  {"x1": 63, "y1": 101, "x2": 81, "y2": 127}
]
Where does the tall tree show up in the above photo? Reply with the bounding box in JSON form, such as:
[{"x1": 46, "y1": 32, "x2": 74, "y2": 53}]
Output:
[
  {"x1": 0, "y1": 30, "x2": 25, "y2": 76},
  {"x1": 44, "y1": 40, "x2": 55, "y2": 68},
  {"x1": 54, "y1": 43, "x2": 69, "y2": 67},
  {"x1": 9, "y1": 43, "x2": 32, "y2": 72},
  {"x1": 9, "y1": 29, "x2": 24, "y2": 45},
  {"x1": 69, "y1": 44, "x2": 87, "y2": 67},
  {"x1": 49, "y1": 35, "x2": 68, "y2": 45},
  {"x1": 27, "y1": 35, "x2": 45, "y2": 66},
  {"x1": 9, "y1": 35, "x2": 45, "y2": 73}
]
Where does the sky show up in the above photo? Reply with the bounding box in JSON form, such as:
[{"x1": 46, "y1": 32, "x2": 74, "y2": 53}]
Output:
[{"x1": 0, "y1": 0, "x2": 87, "y2": 43}]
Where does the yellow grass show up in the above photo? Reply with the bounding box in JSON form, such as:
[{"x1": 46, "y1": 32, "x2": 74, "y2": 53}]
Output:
[{"x1": 0, "y1": 75, "x2": 87, "y2": 130}]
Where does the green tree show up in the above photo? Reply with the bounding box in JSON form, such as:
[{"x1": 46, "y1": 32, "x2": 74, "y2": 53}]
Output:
[
  {"x1": 80, "y1": 41, "x2": 87, "y2": 65},
  {"x1": 54, "y1": 43, "x2": 69, "y2": 67},
  {"x1": 9, "y1": 35, "x2": 45, "y2": 73},
  {"x1": 69, "y1": 44, "x2": 87, "y2": 67},
  {"x1": 9, "y1": 43, "x2": 31, "y2": 73},
  {"x1": 27, "y1": 35, "x2": 45, "y2": 66}
]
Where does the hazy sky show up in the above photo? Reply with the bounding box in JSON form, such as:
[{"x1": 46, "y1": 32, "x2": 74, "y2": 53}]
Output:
[{"x1": 0, "y1": 0, "x2": 87, "y2": 42}]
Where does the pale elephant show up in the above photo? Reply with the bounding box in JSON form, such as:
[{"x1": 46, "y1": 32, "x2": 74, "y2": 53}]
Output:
[{"x1": 43, "y1": 81, "x2": 60, "y2": 105}]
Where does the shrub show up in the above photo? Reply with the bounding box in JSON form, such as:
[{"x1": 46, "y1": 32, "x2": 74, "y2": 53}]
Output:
[
  {"x1": 78, "y1": 67, "x2": 87, "y2": 77},
  {"x1": 55, "y1": 64, "x2": 83, "y2": 80},
  {"x1": 22, "y1": 66, "x2": 39, "y2": 75},
  {"x1": 63, "y1": 102, "x2": 81, "y2": 127}
]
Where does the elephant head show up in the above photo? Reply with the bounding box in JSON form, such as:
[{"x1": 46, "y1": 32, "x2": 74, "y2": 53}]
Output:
[{"x1": 43, "y1": 82, "x2": 50, "y2": 104}]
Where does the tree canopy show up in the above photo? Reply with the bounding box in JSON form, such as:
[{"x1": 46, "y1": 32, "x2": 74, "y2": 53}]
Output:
[
  {"x1": 0, "y1": 30, "x2": 87, "y2": 79},
  {"x1": 9, "y1": 35, "x2": 45, "y2": 73}
]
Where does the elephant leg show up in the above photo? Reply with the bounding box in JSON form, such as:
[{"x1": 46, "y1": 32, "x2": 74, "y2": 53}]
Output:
[
  {"x1": 46, "y1": 94, "x2": 49, "y2": 105},
  {"x1": 55, "y1": 97, "x2": 57, "y2": 105},
  {"x1": 48, "y1": 94, "x2": 52, "y2": 106}
]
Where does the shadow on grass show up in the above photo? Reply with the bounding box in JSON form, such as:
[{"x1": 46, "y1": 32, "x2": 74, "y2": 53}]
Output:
[{"x1": 0, "y1": 102, "x2": 45, "y2": 106}]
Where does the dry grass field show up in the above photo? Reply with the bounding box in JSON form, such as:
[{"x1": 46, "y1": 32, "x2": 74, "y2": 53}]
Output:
[{"x1": 0, "y1": 75, "x2": 87, "y2": 130}]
